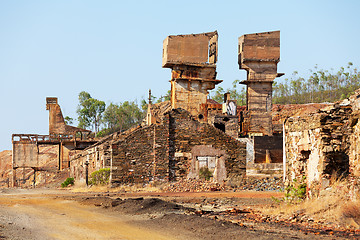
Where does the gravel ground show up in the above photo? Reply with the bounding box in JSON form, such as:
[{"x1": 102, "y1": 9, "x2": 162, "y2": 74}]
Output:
[{"x1": 0, "y1": 188, "x2": 357, "y2": 240}]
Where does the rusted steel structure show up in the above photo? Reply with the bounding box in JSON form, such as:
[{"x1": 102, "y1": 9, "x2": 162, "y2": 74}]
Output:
[
  {"x1": 11, "y1": 98, "x2": 97, "y2": 187},
  {"x1": 162, "y1": 31, "x2": 222, "y2": 121},
  {"x1": 236, "y1": 31, "x2": 285, "y2": 171},
  {"x1": 238, "y1": 31, "x2": 283, "y2": 136}
]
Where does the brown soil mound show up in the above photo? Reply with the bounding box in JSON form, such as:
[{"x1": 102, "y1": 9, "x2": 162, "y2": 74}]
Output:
[
  {"x1": 79, "y1": 196, "x2": 123, "y2": 208},
  {"x1": 79, "y1": 196, "x2": 190, "y2": 214},
  {"x1": 114, "y1": 197, "x2": 188, "y2": 214}
]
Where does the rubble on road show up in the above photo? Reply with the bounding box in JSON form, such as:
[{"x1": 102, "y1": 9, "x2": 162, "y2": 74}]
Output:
[
  {"x1": 161, "y1": 177, "x2": 283, "y2": 193},
  {"x1": 237, "y1": 177, "x2": 284, "y2": 191},
  {"x1": 162, "y1": 179, "x2": 227, "y2": 192}
]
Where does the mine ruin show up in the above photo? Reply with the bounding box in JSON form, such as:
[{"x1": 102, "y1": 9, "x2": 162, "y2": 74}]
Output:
[
  {"x1": 2, "y1": 29, "x2": 360, "y2": 201},
  {"x1": 10, "y1": 97, "x2": 96, "y2": 187},
  {"x1": 284, "y1": 91, "x2": 360, "y2": 198}
]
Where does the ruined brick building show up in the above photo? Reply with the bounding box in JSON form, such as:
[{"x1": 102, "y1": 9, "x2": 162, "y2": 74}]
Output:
[
  {"x1": 70, "y1": 30, "x2": 290, "y2": 186},
  {"x1": 4, "y1": 29, "x2": 339, "y2": 190},
  {"x1": 71, "y1": 31, "x2": 247, "y2": 185},
  {"x1": 284, "y1": 91, "x2": 360, "y2": 198},
  {"x1": 9, "y1": 98, "x2": 96, "y2": 187}
]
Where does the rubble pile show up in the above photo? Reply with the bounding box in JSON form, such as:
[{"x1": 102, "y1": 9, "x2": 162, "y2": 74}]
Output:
[
  {"x1": 161, "y1": 177, "x2": 283, "y2": 192},
  {"x1": 238, "y1": 177, "x2": 284, "y2": 191},
  {"x1": 162, "y1": 179, "x2": 227, "y2": 192}
]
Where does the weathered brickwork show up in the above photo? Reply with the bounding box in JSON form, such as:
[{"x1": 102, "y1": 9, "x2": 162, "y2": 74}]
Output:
[
  {"x1": 162, "y1": 31, "x2": 222, "y2": 122},
  {"x1": 238, "y1": 31, "x2": 282, "y2": 136},
  {"x1": 168, "y1": 109, "x2": 246, "y2": 181},
  {"x1": 284, "y1": 100, "x2": 354, "y2": 198},
  {"x1": 70, "y1": 142, "x2": 112, "y2": 184},
  {"x1": 111, "y1": 123, "x2": 169, "y2": 185},
  {"x1": 109, "y1": 108, "x2": 246, "y2": 186}
]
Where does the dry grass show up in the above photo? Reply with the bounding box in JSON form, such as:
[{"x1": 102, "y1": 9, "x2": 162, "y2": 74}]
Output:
[{"x1": 264, "y1": 178, "x2": 360, "y2": 228}]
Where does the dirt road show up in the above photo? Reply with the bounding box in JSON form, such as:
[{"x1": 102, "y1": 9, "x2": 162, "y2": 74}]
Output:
[
  {"x1": 0, "y1": 189, "x2": 351, "y2": 240},
  {"x1": 0, "y1": 189, "x2": 178, "y2": 240}
]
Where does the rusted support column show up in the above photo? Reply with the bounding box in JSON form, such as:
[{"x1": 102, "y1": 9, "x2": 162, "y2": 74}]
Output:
[
  {"x1": 12, "y1": 168, "x2": 16, "y2": 187},
  {"x1": 153, "y1": 125, "x2": 156, "y2": 180},
  {"x1": 58, "y1": 143, "x2": 61, "y2": 170},
  {"x1": 58, "y1": 142, "x2": 64, "y2": 170},
  {"x1": 162, "y1": 31, "x2": 222, "y2": 121},
  {"x1": 238, "y1": 31, "x2": 283, "y2": 136},
  {"x1": 33, "y1": 169, "x2": 36, "y2": 188},
  {"x1": 85, "y1": 162, "x2": 89, "y2": 186},
  {"x1": 61, "y1": 142, "x2": 64, "y2": 169},
  {"x1": 12, "y1": 140, "x2": 16, "y2": 187}
]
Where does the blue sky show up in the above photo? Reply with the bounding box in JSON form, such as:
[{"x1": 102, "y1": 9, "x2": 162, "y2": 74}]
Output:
[{"x1": 1, "y1": 0, "x2": 359, "y2": 151}]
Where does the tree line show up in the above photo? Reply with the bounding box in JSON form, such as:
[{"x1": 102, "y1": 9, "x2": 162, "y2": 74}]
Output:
[
  {"x1": 273, "y1": 62, "x2": 360, "y2": 104},
  {"x1": 210, "y1": 63, "x2": 360, "y2": 105},
  {"x1": 73, "y1": 91, "x2": 144, "y2": 137}
]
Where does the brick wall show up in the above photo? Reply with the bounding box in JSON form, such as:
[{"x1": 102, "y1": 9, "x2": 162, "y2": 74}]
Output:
[
  {"x1": 168, "y1": 108, "x2": 246, "y2": 181},
  {"x1": 284, "y1": 103, "x2": 353, "y2": 197},
  {"x1": 111, "y1": 123, "x2": 169, "y2": 185},
  {"x1": 110, "y1": 108, "x2": 246, "y2": 185}
]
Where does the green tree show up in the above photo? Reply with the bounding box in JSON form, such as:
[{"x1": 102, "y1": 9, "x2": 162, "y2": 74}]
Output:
[
  {"x1": 76, "y1": 91, "x2": 106, "y2": 133},
  {"x1": 99, "y1": 100, "x2": 145, "y2": 137},
  {"x1": 64, "y1": 116, "x2": 73, "y2": 125},
  {"x1": 156, "y1": 90, "x2": 171, "y2": 103},
  {"x1": 211, "y1": 86, "x2": 225, "y2": 103}
]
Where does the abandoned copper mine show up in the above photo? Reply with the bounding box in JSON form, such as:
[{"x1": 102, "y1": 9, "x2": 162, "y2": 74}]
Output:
[{"x1": 1, "y1": 30, "x2": 360, "y2": 240}]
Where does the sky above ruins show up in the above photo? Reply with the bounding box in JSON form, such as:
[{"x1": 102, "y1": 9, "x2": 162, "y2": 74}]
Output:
[{"x1": 0, "y1": 0, "x2": 359, "y2": 151}]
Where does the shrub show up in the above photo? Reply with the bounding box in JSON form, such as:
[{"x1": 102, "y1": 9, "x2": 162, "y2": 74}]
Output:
[
  {"x1": 199, "y1": 167, "x2": 213, "y2": 181},
  {"x1": 61, "y1": 177, "x2": 74, "y2": 188},
  {"x1": 285, "y1": 176, "x2": 307, "y2": 203},
  {"x1": 89, "y1": 168, "x2": 110, "y2": 185}
]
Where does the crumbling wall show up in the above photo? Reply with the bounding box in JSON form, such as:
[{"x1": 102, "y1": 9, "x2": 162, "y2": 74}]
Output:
[
  {"x1": 188, "y1": 145, "x2": 227, "y2": 183},
  {"x1": 109, "y1": 108, "x2": 246, "y2": 186},
  {"x1": 168, "y1": 109, "x2": 246, "y2": 182},
  {"x1": 146, "y1": 101, "x2": 171, "y2": 125},
  {"x1": 213, "y1": 116, "x2": 239, "y2": 139},
  {"x1": 284, "y1": 103, "x2": 352, "y2": 197},
  {"x1": 111, "y1": 123, "x2": 169, "y2": 185},
  {"x1": 349, "y1": 113, "x2": 360, "y2": 178},
  {"x1": 70, "y1": 142, "x2": 112, "y2": 184}
]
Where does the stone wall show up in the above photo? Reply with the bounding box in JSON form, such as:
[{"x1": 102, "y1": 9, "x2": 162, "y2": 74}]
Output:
[
  {"x1": 168, "y1": 109, "x2": 246, "y2": 182},
  {"x1": 109, "y1": 108, "x2": 246, "y2": 186},
  {"x1": 284, "y1": 102, "x2": 353, "y2": 197},
  {"x1": 70, "y1": 142, "x2": 112, "y2": 184},
  {"x1": 111, "y1": 123, "x2": 169, "y2": 185}
]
